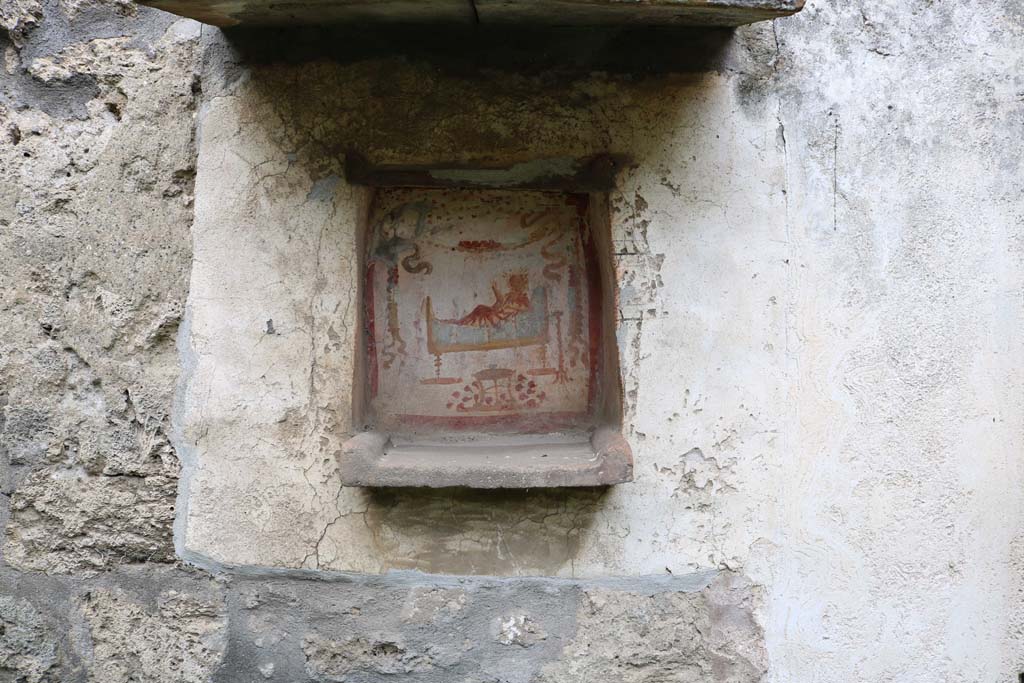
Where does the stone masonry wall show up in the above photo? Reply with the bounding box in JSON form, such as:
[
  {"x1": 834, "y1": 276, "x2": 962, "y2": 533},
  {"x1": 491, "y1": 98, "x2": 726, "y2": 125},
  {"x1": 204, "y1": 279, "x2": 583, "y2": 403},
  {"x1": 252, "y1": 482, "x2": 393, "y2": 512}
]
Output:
[
  {"x1": 1, "y1": 0, "x2": 1023, "y2": 682},
  {"x1": 0, "y1": 3, "x2": 771, "y2": 681}
]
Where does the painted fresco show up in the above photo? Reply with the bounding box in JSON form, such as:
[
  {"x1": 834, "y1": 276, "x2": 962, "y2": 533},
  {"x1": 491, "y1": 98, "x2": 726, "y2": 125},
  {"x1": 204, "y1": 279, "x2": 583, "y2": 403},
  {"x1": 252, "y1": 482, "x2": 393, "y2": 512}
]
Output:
[{"x1": 364, "y1": 188, "x2": 599, "y2": 433}]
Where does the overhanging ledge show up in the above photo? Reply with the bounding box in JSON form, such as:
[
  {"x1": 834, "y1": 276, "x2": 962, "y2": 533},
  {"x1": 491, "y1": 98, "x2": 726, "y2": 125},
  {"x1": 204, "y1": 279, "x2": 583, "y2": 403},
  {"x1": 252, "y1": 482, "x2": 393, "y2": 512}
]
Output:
[{"x1": 138, "y1": 0, "x2": 804, "y2": 28}]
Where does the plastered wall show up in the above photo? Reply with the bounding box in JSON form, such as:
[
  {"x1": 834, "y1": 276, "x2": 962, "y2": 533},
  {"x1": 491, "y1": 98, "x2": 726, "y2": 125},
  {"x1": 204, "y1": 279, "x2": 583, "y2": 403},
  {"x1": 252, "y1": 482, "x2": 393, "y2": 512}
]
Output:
[{"x1": 179, "y1": 44, "x2": 790, "y2": 576}]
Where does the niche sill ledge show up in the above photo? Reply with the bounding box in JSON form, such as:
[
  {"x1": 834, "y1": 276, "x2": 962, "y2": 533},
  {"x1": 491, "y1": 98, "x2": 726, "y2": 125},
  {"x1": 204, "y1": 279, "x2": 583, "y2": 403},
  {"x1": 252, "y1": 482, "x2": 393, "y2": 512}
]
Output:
[{"x1": 338, "y1": 428, "x2": 633, "y2": 488}]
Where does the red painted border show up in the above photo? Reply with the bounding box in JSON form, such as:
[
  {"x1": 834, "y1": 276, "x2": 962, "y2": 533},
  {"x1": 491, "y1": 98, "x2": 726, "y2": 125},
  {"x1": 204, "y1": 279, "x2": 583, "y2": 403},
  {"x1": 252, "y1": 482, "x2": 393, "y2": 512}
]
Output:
[
  {"x1": 365, "y1": 261, "x2": 379, "y2": 399},
  {"x1": 575, "y1": 194, "x2": 604, "y2": 416}
]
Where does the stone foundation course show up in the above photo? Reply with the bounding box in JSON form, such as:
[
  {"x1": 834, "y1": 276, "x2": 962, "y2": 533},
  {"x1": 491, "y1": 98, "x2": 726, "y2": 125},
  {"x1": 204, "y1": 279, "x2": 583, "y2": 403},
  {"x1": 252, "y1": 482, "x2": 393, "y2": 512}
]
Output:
[{"x1": 0, "y1": 567, "x2": 765, "y2": 683}]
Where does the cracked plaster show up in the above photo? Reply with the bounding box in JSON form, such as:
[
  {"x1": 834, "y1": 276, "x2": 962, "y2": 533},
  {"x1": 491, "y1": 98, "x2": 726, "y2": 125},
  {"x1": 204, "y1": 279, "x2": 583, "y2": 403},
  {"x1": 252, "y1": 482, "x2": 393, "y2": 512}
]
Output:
[{"x1": 178, "y1": 48, "x2": 789, "y2": 576}]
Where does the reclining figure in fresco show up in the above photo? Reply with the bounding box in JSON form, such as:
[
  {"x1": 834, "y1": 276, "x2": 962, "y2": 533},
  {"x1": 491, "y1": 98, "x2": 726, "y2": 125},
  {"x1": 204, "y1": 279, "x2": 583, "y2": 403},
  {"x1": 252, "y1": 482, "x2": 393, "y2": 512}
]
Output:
[{"x1": 451, "y1": 272, "x2": 531, "y2": 328}]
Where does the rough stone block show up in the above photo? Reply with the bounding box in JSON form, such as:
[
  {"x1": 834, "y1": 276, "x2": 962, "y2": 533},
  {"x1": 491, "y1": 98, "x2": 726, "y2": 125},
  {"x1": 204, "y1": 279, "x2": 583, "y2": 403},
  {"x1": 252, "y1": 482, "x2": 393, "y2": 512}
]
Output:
[
  {"x1": 0, "y1": 0, "x2": 201, "y2": 574},
  {"x1": 0, "y1": 593, "x2": 62, "y2": 683},
  {"x1": 215, "y1": 569, "x2": 764, "y2": 683},
  {"x1": 82, "y1": 577, "x2": 226, "y2": 683},
  {"x1": 0, "y1": 567, "x2": 227, "y2": 683}
]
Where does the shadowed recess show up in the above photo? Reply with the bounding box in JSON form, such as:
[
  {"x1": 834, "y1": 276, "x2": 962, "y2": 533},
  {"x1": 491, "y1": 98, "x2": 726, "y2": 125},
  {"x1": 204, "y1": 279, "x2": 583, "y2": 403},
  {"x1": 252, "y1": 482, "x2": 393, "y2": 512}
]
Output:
[{"x1": 219, "y1": 25, "x2": 736, "y2": 75}]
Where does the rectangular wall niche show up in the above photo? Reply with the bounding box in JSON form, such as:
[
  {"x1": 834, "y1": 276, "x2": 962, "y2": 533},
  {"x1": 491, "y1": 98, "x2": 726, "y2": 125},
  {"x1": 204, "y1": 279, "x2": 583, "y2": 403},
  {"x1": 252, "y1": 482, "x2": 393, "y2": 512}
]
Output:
[{"x1": 341, "y1": 184, "x2": 633, "y2": 488}]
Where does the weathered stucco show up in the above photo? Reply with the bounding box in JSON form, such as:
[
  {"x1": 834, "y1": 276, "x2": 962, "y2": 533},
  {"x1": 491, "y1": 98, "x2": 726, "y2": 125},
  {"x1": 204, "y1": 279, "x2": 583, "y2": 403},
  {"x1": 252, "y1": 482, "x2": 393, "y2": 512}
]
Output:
[{"x1": 2, "y1": 0, "x2": 1023, "y2": 682}]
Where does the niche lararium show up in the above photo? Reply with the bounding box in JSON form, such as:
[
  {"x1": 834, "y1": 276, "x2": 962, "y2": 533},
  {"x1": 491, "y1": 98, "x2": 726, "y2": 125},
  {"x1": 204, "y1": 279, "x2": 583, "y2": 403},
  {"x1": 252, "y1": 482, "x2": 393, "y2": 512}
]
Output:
[{"x1": 340, "y1": 158, "x2": 633, "y2": 488}]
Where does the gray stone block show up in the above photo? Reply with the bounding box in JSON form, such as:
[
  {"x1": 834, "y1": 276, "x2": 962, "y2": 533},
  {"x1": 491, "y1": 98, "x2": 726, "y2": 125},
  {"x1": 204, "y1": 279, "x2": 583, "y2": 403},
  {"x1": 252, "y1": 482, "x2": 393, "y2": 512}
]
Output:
[{"x1": 137, "y1": 0, "x2": 803, "y2": 28}]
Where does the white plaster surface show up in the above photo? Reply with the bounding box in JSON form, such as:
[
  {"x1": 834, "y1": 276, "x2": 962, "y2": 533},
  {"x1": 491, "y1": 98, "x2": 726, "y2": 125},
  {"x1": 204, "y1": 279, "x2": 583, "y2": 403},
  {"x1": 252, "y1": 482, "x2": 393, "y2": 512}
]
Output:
[{"x1": 177, "y1": 2, "x2": 1024, "y2": 680}]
